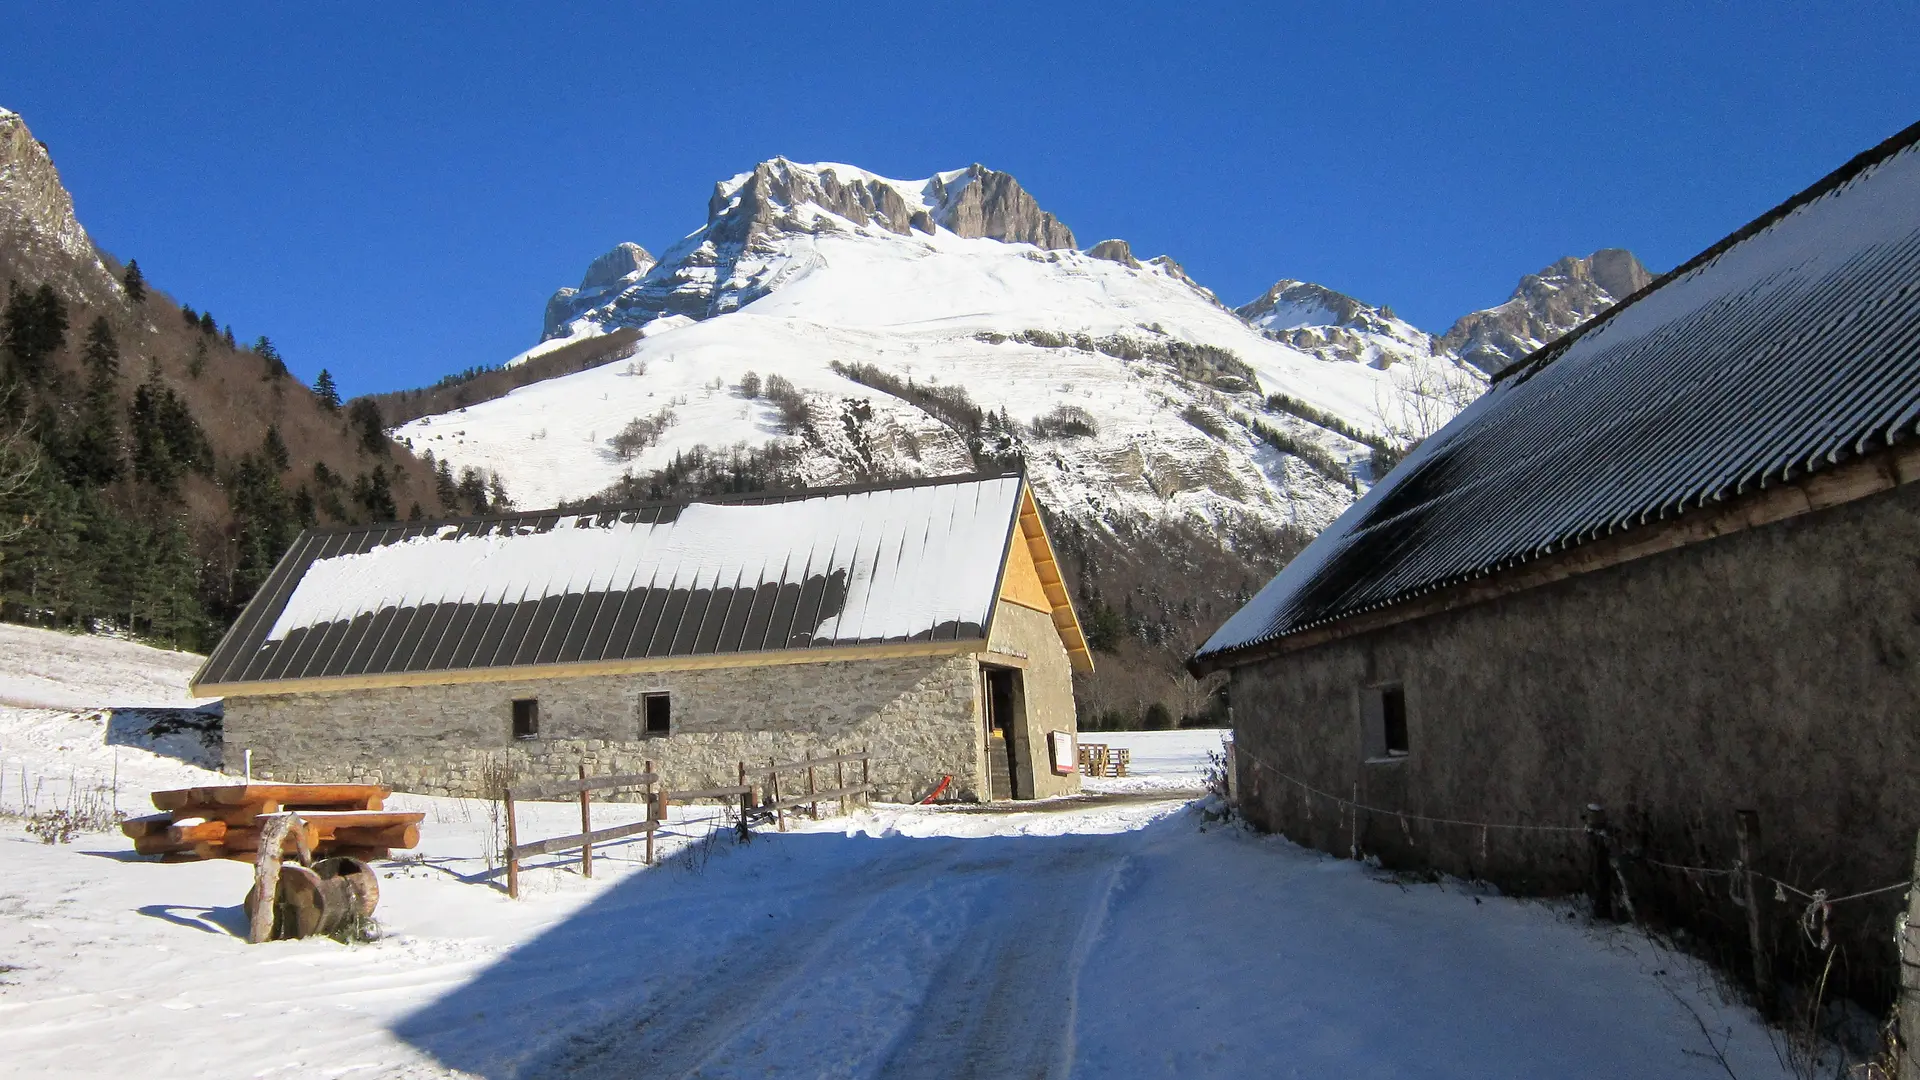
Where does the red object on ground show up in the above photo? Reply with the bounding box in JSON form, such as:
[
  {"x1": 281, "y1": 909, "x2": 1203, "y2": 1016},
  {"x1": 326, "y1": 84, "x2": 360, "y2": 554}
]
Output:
[{"x1": 919, "y1": 775, "x2": 952, "y2": 804}]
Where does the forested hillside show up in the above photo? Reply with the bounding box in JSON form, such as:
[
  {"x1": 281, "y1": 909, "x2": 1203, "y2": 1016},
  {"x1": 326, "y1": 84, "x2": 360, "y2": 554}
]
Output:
[{"x1": 0, "y1": 106, "x2": 481, "y2": 650}]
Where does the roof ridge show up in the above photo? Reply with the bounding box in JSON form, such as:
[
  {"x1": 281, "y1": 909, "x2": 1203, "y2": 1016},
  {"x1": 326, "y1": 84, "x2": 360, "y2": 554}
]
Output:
[
  {"x1": 289, "y1": 469, "x2": 1027, "y2": 539},
  {"x1": 1491, "y1": 117, "x2": 1920, "y2": 386}
]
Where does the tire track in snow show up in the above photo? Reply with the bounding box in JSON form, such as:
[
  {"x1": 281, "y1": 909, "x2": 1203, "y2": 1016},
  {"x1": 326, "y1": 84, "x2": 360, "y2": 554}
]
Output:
[
  {"x1": 871, "y1": 838, "x2": 1131, "y2": 1080},
  {"x1": 520, "y1": 840, "x2": 979, "y2": 1079}
]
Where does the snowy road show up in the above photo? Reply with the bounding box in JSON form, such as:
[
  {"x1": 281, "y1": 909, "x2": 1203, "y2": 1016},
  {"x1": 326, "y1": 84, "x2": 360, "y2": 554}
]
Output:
[{"x1": 385, "y1": 799, "x2": 1789, "y2": 1080}]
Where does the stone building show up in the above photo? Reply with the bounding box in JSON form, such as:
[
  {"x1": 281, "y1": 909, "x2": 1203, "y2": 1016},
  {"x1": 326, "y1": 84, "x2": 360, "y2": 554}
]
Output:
[
  {"x1": 1191, "y1": 122, "x2": 1920, "y2": 997},
  {"x1": 194, "y1": 472, "x2": 1092, "y2": 803}
]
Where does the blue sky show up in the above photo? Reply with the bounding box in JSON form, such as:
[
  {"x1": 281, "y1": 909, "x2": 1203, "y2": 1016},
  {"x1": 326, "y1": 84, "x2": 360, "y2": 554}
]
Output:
[{"x1": 3, "y1": 3, "x2": 1915, "y2": 397}]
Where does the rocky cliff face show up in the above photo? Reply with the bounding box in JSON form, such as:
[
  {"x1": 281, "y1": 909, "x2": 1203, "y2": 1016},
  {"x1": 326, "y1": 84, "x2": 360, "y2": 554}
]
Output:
[
  {"x1": 0, "y1": 107, "x2": 114, "y2": 299},
  {"x1": 1440, "y1": 248, "x2": 1652, "y2": 373},
  {"x1": 1237, "y1": 280, "x2": 1439, "y2": 369},
  {"x1": 541, "y1": 159, "x2": 1079, "y2": 340}
]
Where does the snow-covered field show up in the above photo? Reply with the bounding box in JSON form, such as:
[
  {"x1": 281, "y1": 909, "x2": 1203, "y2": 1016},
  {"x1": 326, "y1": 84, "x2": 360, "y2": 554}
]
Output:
[{"x1": 0, "y1": 626, "x2": 1791, "y2": 1078}]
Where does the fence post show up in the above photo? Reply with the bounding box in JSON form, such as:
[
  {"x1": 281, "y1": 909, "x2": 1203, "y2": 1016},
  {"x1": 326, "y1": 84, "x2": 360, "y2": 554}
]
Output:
[
  {"x1": 1898, "y1": 829, "x2": 1920, "y2": 1080},
  {"x1": 771, "y1": 758, "x2": 785, "y2": 833},
  {"x1": 1585, "y1": 804, "x2": 1613, "y2": 921},
  {"x1": 807, "y1": 754, "x2": 819, "y2": 821},
  {"x1": 504, "y1": 787, "x2": 521, "y2": 900},
  {"x1": 579, "y1": 763, "x2": 593, "y2": 880},
  {"x1": 643, "y1": 759, "x2": 655, "y2": 866},
  {"x1": 1734, "y1": 810, "x2": 1773, "y2": 1013},
  {"x1": 739, "y1": 761, "x2": 752, "y2": 826},
  {"x1": 861, "y1": 746, "x2": 871, "y2": 808},
  {"x1": 837, "y1": 755, "x2": 847, "y2": 817}
]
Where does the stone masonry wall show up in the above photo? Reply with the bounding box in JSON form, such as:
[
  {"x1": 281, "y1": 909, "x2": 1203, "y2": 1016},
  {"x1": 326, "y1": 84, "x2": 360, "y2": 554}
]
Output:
[
  {"x1": 1229, "y1": 479, "x2": 1920, "y2": 1003},
  {"x1": 224, "y1": 651, "x2": 984, "y2": 803}
]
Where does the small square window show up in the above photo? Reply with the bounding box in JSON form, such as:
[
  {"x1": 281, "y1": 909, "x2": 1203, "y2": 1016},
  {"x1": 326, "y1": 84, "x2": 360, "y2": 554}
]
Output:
[
  {"x1": 642, "y1": 692, "x2": 671, "y2": 736},
  {"x1": 512, "y1": 698, "x2": 539, "y2": 741},
  {"x1": 1363, "y1": 684, "x2": 1408, "y2": 761}
]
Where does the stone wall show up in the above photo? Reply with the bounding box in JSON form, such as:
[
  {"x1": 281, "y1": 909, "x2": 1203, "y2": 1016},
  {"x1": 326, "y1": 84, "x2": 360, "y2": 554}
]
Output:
[
  {"x1": 988, "y1": 601, "x2": 1081, "y2": 799},
  {"x1": 224, "y1": 650, "x2": 985, "y2": 803},
  {"x1": 1229, "y1": 479, "x2": 1920, "y2": 1002}
]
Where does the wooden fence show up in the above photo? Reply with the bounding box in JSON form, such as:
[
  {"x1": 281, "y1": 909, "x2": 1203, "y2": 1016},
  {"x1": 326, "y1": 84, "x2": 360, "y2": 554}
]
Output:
[
  {"x1": 501, "y1": 751, "x2": 874, "y2": 897},
  {"x1": 759, "y1": 748, "x2": 873, "y2": 832}
]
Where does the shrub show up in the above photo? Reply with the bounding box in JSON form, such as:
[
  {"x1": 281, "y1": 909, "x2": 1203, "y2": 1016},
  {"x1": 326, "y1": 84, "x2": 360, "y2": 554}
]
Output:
[
  {"x1": 609, "y1": 407, "x2": 677, "y2": 459},
  {"x1": 1029, "y1": 404, "x2": 1100, "y2": 439},
  {"x1": 762, "y1": 375, "x2": 811, "y2": 433}
]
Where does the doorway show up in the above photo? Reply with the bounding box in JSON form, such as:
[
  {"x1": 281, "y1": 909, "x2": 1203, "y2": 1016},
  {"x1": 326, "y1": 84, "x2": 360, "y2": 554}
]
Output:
[{"x1": 982, "y1": 666, "x2": 1025, "y2": 800}]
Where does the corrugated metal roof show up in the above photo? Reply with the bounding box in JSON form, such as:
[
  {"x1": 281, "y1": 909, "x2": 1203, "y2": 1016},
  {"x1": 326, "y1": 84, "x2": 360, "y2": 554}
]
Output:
[
  {"x1": 1195, "y1": 120, "x2": 1920, "y2": 668},
  {"x1": 196, "y1": 473, "x2": 1025, "y2": 689}
]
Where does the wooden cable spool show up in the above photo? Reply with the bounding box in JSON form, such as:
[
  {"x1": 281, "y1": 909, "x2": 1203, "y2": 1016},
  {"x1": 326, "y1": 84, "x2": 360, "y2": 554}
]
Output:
[{"x1": 241, "y1": 856, "x2": 380, "y2": 939}]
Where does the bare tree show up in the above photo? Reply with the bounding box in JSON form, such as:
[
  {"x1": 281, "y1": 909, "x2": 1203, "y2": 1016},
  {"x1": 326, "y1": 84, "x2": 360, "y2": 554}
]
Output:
[{"x1": 1372, "y1": 352, "x2": 1486, "y2": 457}]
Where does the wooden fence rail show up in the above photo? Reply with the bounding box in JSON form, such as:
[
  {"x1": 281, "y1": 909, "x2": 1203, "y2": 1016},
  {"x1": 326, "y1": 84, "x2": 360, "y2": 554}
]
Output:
[
  {"x1": 759, "y1": 748, "x2": 874, "y2": 831},
  {"x1": 500, "y1": 751, "x2": 878, "y2": 895},
  {"x1": 504, "y1": 763, "x2": 661, "y2": 899}
]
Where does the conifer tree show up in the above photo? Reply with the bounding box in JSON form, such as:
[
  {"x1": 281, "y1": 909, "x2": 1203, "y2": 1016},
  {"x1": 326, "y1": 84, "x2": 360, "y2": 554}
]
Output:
[
  {"x1": 3, "y1": 283, "x2": 69, "y2": 382},
  {"x1": 347, "y1": 398, "x2": 387, "y2": 455},
  {"x1": 261, "y1": 424, "x2": 290, "y2": 472},
  {"x1": 487, "y1": 473, "x2": 513, "y2": 512},
  {"x1": 435, "y1": 459, "x2": 460, "y2": 510},
  {"x1": 199, "y1": 311, "x2": 216, "y2": 335},
  {"x1": 180, "y1": 303, "x2": 198, "y2": 328},
  {"x1": 187, "y1": 337, "x2": 208, "y2": 379},
  {"x1": 223, "y1": 326, "x2": 235, "y2": 350},
  {"x1": 353, "y1": 465, "x2": 397, "y2": 521},
  {"x1": 69, "y1": 318, "x2": 124, "y2": 485},
  {"x1": 123, "y1": 260, "x2": 147, "y2": 304},
  {"x1": 253, "y1": 336, "x2": 288, "y2": 381},
  {"x1": 313, "y1": 368, "x2": 340, "y2": 411},
  {"x1": 456, "y1": 466, "x2": 487, "y2": 514}
]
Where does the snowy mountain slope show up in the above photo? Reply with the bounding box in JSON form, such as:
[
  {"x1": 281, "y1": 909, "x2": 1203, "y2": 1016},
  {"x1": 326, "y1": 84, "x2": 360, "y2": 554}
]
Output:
[{"x1": 404, "y1": 210, "x2": 1474, "y2": 538}]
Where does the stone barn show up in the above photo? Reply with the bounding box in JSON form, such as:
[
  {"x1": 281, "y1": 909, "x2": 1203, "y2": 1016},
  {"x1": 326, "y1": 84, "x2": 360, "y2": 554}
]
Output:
[
  {"x1": 1191, "y1": 121, "x2": 1920, "y2": 999},
  {"x1": 193, "y1": 471, "x2": 1092, "y2": 803}
]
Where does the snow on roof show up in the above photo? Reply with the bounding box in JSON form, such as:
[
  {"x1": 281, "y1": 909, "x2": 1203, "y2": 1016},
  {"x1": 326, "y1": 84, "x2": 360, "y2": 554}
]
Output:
[
  {"x1": 197, "y1": 474, "x2": 1025, "y2": 689},
  {"x1": 1194, "y1": 120, "x2": 1920, "y2": 669}
]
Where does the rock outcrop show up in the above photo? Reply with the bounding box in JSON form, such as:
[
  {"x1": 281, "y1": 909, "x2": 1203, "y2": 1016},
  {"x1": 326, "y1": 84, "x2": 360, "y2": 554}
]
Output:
[
  {"x1": 0, "y1": 106, "x2": 113, "y2": 298},
  {"x1": 580, "y1": 242, "x2": 654, "y2": 290},
  {"x1": 1087, "y1": 239, "x2": 1140, "y2": 267},
  {"x1": 1440, "y1": 249, "x2": 1653, "y2": 373},
  {"x1": 929, "y1": 165, "x2": 1075, "y2": 249},
  {"x1": 1237, "y1": 280, "x2": 1438, "y2": 368}
]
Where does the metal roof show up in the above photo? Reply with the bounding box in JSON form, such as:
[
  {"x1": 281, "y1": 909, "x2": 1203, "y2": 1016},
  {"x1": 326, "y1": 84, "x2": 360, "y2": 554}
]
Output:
[
  {"x1": 196, "y1": 473, "x2": 1027, "y2": 691},
  {"x1": 1195, "y1": 120, "x2": 1920, "y2": 669}
]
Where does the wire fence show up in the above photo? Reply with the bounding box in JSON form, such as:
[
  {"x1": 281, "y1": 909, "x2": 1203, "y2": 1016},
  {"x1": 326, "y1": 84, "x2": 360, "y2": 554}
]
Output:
[{"x1": 1233, "y1": 741, "x2": 1912, "y2": 954}]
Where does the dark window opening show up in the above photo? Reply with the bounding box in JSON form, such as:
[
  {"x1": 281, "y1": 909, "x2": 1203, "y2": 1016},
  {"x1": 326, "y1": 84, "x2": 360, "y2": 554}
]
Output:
[
  {"x1": 512, "y1": 698, "x2": 539, "y2": 740},
  {"x1": 643, "y1": 692, "x2": 671, "y2": 736},
  {"x1": 1381, "y1": 686, "x2": 1408, "y2": 756}
]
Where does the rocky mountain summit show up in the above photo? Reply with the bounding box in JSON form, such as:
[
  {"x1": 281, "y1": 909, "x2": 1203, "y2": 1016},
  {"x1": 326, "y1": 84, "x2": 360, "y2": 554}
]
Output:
[
  {"x1": 1440, "y1": 248, "x2": 1653, "y2": 373},
  {"x1": 0, "y1": 107, "x2": 117, "y2": 301},
  {"x1": 542, "y1": 160, "x2": 1077, "y2": 339}
]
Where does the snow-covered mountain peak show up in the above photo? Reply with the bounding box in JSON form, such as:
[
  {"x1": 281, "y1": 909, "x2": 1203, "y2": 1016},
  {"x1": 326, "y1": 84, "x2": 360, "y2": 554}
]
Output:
[
  {"x1": 543, "y1": 159, "x2": 1083, "y2": 339},
  {"x1": 1237, "y1": 279, "x2": 1439, "y2": 369}
]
